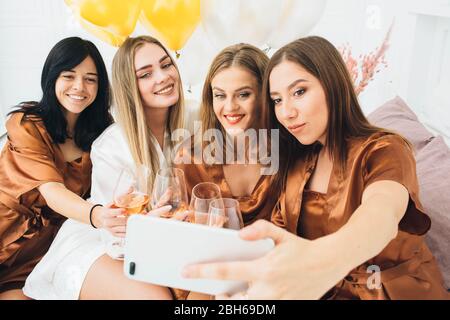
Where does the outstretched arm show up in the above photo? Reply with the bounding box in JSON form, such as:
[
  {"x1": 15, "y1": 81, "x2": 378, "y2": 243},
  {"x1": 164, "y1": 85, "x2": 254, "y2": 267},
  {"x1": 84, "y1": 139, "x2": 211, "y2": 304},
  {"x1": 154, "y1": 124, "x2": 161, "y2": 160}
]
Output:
[
  {"x1": 38, "y1": 182, "x2": 127, "y2": 236},
  {"x1": 182, "y1": 180, "x2": 409, "y2": 299}
]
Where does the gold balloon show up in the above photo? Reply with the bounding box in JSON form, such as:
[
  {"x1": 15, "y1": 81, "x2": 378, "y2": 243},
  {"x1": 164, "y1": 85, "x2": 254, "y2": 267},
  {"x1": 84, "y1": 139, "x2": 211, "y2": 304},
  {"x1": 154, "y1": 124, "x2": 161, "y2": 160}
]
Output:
[
  {"x1": 78, "y1": 18, "x2": 127, "y2": 47},
  {"x1": 140, "y1": 0, "x2": 200, "y2": 51},
  {"x1": 65, "y1": 0, "x2": 142, "y2": 46}
]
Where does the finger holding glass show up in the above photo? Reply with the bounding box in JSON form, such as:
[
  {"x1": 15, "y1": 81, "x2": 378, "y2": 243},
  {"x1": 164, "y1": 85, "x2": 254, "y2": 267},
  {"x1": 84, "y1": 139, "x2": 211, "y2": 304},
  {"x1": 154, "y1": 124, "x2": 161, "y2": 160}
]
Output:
[
  {"x1": 151, "y1": 167, "x2": 189, "y2": 219},
  {"x1": 93, "y1": 203, "x2": 128, "y2": 237},
  {"x1": 107, "y1": 166, "x2": 150, "y2": 260},
  {"x1": 113, "y1": 166, "x2": 150, "y2": 215}
]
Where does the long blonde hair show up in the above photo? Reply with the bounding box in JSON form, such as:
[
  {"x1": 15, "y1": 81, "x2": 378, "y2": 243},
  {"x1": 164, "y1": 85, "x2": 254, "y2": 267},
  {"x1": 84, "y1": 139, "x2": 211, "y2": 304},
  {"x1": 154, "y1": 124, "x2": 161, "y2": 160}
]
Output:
[
  {"x1": 112, "y1": 35, "x2": 184, "y2": 188},
  {"x1": 198, "y1": 44, "x2": 269, "y2": 164},
  {"x1": 201, "y1": 43, "x2": 269, "y2": 134}
]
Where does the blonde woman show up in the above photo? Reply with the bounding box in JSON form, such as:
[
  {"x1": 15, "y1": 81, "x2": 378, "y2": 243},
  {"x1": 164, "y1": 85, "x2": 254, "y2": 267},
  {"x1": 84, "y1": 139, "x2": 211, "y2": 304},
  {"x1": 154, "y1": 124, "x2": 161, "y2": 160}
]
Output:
[
  {"x1": 177, "y1": 43, "x2": 278, "y2": 226},
  {"x1": 23, "y1": 36, "x2": 197, "y2": 300}
]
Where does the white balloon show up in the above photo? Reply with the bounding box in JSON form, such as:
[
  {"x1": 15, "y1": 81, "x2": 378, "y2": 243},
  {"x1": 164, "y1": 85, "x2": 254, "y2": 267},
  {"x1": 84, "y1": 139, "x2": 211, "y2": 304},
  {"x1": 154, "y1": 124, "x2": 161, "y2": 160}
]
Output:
[
  {"x1": 201, "y1": 0, "x2": 284, "y2": 49},
  {"x1": 267, "y1": 0, "x2": 327, "y2": 49},
  {"x1": 177, "y1": 26, "x2": 218, "y2": 88}
]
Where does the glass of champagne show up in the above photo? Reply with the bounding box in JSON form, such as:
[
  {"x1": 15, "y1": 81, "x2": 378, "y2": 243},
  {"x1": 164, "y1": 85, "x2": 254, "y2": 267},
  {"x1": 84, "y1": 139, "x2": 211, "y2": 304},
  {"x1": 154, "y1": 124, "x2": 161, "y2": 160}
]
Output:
[
  {"x1": 107, "y1": 166, "x2": 150, "y2": 259},
  {"x1": 208, "y1": 198, "x2": 244, "y2": 230},
  {"x1": 113, "y1": 166, "x2": 150, "y2": 215},
  {"x1": 189, "y1": 182, "x2": 223, "y2": 226},
  {"x1": 151, "y1": 167, "x2": 189, "y2": 219}
]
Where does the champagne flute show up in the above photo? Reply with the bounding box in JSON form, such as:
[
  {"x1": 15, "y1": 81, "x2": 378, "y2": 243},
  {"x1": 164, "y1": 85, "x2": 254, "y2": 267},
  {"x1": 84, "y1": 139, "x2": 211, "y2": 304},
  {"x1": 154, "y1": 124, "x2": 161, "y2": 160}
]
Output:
[
  {"x1": 113, "y1": 166, "x2": 150, "y2": 215},
  {"x1": 151, "y1": 167, "x2": 189, "y2": 219},
  {"x1": 189, "y1": 182, "x2": 223, "y2": 225},
  {"x1": 208, "y1": 198, "x2": 244, "y2": 230},
  {"x1": 107, "y1": 166, "x2": 149, "y2": 259}
]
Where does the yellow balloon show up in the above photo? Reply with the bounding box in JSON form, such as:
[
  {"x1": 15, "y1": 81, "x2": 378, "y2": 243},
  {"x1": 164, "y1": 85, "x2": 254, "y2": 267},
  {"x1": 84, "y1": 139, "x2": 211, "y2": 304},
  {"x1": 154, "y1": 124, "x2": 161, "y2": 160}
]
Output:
[
  {"x1": 140, "y1": 0, "x2": 200, "y2": 51},
  {"x1": 78, "y1": 18, "x2": 127, "y2": 47},
  {"x1": 66, "y1": 0, "x2": 142, "y2": 37}
]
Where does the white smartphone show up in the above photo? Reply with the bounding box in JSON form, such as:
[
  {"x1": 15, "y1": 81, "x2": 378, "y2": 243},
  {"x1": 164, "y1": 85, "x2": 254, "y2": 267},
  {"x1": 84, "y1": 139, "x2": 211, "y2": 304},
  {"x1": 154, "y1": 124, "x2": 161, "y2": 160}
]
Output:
[{"x1": 123, "y1": 215, "x2": 274, "y2": 296}]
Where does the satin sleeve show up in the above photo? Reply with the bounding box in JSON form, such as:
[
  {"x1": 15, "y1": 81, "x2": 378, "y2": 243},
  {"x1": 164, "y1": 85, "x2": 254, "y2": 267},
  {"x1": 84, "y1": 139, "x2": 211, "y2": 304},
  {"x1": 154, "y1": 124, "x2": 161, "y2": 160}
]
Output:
[
  {"x1": 1, "y1": 113, "x2": 63, "y2": 198},
  {"x1": 362, "y1": 134, "x2": 431, "y2": 235}
]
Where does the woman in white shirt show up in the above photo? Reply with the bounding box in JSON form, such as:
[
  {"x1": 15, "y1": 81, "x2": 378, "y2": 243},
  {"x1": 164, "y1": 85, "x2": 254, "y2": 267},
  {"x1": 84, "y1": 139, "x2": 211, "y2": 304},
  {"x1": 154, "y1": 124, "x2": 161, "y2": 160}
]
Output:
[{"x1": 23, "y1": 36, "x2": 197, "y2": 299}]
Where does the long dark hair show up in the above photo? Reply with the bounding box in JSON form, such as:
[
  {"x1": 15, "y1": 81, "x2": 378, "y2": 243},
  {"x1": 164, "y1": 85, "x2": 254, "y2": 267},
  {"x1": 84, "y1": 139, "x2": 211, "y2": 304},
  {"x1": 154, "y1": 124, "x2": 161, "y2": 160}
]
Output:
[
  {"x1": 263, "y1": 36, "x2": 387, "y2": 194},
  {"x1": 9, "y1": 37, "x2": 113, "y2": 151}
]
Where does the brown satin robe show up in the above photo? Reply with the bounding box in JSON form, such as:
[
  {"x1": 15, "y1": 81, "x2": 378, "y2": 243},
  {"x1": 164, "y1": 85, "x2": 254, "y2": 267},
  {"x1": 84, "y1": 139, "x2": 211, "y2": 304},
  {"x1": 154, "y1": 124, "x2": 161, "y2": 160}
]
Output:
[
  {"x1": 0, "y1": 113, "x2": 91, "y2": 292},
  {"x1": 272, "y1": 132, "x2": 448, "y2": 300}
]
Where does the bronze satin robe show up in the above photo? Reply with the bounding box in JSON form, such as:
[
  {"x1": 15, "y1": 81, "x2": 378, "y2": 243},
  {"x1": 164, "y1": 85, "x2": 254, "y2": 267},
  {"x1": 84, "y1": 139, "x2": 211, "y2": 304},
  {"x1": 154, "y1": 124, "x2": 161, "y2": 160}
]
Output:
[
  {"x1": 0, "y1": 113, "x2": 91, "y2": 292},
  {"x1": 272, "y1": 132, "x2": 448, "y2": 300}
]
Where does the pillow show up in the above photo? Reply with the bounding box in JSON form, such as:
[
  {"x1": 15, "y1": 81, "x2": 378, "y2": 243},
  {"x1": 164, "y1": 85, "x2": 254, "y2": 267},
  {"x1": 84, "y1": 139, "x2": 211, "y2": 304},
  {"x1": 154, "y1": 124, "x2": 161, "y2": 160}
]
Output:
[
  {"x1": 415, "y1": 136, "x2": 450, "y2": 289},
  {"x1": 367, "y1": 96, "x2": 435, "y2": 153}
]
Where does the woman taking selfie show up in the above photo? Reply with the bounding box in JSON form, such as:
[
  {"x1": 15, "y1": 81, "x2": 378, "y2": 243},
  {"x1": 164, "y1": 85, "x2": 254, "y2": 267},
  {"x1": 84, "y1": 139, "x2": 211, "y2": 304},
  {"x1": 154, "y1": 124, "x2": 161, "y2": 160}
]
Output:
[{"x1": 183, "y1": 36, "x2": 448, "y2": 300}]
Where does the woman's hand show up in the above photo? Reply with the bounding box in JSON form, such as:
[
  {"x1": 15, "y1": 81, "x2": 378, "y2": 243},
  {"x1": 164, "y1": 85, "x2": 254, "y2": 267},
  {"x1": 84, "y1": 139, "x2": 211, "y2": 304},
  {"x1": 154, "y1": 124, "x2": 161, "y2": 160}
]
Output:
[
  {"x1": 147, "y1": 205, "x2": 191, "y2": 221},
  {"x1": 92, "y1": 204, "x2": 128, "y2": 237},
  {"x1": 94, "y1": 204, "x2": 189, "y2": 238},
  {"x1": 182, "y1": 220, "x2": 349, "y2": 300}
]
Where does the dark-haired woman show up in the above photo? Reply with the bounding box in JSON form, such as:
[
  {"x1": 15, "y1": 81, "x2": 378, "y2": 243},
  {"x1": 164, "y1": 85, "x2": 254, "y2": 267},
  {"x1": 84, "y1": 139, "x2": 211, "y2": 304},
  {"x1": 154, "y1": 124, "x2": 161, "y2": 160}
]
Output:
[
  {"x1": 182, "y1": 36, "x2": 448, "y2": 300},
  {"x1": 0, "y1": 37, "x2": 115, "y2": 299}
]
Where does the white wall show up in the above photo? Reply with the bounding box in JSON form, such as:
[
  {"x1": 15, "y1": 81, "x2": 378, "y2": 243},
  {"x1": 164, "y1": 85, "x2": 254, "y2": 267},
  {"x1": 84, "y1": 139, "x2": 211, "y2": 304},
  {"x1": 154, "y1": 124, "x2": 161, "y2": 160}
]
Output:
[
  {"x1": 311, "y1": 0, "x2": 450, "y2": 118},
  {"x1": 0, "y1": 0, "x2": 118, "y2": 135},
  {"x1": 1, "y1": 0, "x2": 449, "y2": 138}
]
